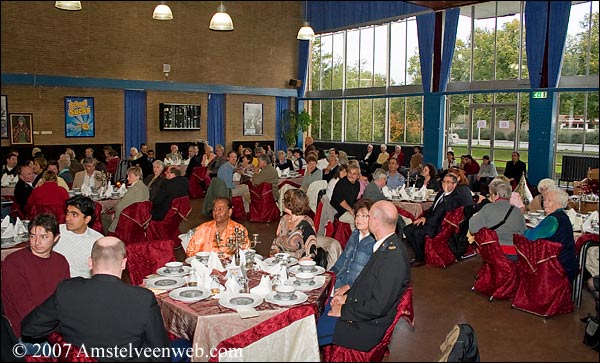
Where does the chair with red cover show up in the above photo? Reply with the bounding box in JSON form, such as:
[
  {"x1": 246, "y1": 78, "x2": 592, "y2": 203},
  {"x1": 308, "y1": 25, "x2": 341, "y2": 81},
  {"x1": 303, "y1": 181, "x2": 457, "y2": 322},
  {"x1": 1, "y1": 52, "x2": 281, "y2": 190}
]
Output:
[
  {"x1": 424, "y1": 207, "x2": 464, "y2": 269},
  {"x1": 25, "y1": 332, "x2": 97, "y2": 362},
  {"x1": 189, "y1": 166, "x2": 207, "y2": 199},
  {"x1": 125, "y1": 239, "x2": 176, "y2": 286},
  {"x1": 27, "y1": 203, "x2": 66, "y2": 224},
  {"x1": 511, "y1": 234, "x2": 574, "y2": 317},
  {"x1": 471, "y1": 228, "x2": 518, "y2": 301},
  {"x1": 332, "y1": 219, "x2": 352, "y2": 250},
  {"x1": 248, "y1": 182, "x2": 280, "y2": 223},
  {"x1": 572, "y1": 233, "x2": 599, "y2": 306},
  {"x1": 146, "y1": 196, "x2": 192, "y2": 244},
  {"x1": 322, "y1": 287, "x2": 415, "y2": 362},
  {"x1": 231, "y1": 195, "x2": 246, "y2": 220},
  {"x1": 91, "y1": 202, "x2": 103, "y2": 234},
  {"x1": 111, "y1": 201, "x2": 152, "y2": 244}
]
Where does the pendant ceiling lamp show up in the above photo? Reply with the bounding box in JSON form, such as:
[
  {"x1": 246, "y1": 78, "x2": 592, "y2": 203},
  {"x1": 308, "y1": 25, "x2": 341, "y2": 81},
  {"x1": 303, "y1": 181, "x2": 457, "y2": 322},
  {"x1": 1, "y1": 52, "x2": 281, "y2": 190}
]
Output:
[
  {"x1": 297, "y1": 1, "x2": 315, "y2": 40},
  {"x1": 55, "y1": 1, "x2": 81, "y2": 11},
  {"x1": 209, "y1": 2, "x2": 234, "y2": 31},
  {"x1": 153, "y1": 2, "x2": 173, "y2": 20}
]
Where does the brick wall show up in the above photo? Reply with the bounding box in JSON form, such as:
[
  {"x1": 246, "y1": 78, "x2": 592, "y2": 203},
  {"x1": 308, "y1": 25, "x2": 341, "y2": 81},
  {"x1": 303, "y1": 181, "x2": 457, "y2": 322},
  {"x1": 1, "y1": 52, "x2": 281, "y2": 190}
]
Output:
[{"x1": 1, "y1": 1, "x2": 300, "y2": 149}]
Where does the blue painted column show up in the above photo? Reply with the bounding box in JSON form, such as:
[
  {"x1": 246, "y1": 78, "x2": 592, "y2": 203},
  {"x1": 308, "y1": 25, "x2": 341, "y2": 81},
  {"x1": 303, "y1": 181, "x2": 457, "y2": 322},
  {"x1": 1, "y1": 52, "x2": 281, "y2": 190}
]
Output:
[
  {"x1": 422, "y1": 93, "x2": 445, "y2": 169},
  {"x1": 527, "y1": 91, "x2": 557, "y2": 186}
]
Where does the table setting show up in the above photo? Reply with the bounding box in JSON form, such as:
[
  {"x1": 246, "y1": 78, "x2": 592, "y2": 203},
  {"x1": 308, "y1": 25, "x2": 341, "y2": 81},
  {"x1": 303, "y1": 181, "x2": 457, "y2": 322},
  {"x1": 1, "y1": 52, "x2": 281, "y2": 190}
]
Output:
[{"x1": 1, "y1": 215, "x2": 29, "y2": 248}]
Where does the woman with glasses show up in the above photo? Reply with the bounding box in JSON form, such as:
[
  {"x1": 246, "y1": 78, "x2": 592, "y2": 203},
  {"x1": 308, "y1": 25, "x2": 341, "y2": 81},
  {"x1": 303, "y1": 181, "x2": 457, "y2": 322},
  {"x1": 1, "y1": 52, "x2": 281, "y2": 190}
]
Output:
[
  {"x1": 271, "y1": 189, "x2": 320, "y2": 264},
  {"x1": 329, "y1": 199, "x2": 375, "y2": 289}
]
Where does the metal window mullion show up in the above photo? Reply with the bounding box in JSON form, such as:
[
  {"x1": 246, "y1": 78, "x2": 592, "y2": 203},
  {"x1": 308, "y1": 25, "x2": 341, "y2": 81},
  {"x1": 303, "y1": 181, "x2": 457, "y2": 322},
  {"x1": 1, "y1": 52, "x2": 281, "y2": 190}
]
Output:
[
  {"x1": 493, "y1": 1, "x2": 498, "y2": 81},
  {"x1": 518, "y1": 1, "x2": 524, "y2": 80}
]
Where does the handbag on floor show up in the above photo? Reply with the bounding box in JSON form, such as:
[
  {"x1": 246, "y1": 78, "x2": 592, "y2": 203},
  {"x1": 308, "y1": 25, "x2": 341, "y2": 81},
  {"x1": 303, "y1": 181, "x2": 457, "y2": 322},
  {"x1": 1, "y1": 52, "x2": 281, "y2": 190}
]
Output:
[{"x1": 583, "y1": 315, "x2": 600, "y2": 352}]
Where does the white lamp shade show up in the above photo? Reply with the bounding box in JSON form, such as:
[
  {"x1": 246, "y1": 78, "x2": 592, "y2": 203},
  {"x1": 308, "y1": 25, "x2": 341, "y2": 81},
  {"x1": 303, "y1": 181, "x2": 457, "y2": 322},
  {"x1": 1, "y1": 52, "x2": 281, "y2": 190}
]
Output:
[
  {"x1": 153, "y1": 4, "x2": 173, "y2": 20},
  {"x1": 297, "y1": 21, "x2": 315, "y2": 40},
  {"x1": 55, "y1": 1, "x2": 81, "y2": 11},
  {"x1": 209, "y1": 3, "x2": 234, "y2": 31}
]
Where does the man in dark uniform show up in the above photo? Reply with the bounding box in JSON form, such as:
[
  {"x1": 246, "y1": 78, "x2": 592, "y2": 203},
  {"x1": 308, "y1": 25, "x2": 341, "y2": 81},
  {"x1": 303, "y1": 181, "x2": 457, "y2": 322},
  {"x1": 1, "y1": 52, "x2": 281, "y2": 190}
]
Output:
[
  {"x1": 318, "y1": 200, "x2": 411, "y2": 352},
  {"x1": 504, "y1": 151, "x2": 527, "y2": 189}
]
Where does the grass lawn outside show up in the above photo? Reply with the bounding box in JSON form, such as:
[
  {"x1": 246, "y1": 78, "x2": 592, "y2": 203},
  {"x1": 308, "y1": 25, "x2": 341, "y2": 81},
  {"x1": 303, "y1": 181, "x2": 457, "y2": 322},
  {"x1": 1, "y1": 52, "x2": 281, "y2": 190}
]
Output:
[{"x1": 448, "y1": 146, "x2": 597, "y2": 177}]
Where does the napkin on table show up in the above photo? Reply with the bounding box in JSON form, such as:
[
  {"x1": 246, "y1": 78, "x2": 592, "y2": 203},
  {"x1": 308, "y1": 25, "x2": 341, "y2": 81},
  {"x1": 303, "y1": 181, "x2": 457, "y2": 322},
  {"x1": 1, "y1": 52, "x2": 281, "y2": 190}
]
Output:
[
  {"x1": 2, "y1": 223, "x2": 15, "y2": 239},
  {"x1": 81, "y1": 184, "x2": 92, "y2": 196},
  {"x1": 207, "y1": 252, "x2": 225, "y2": 272},
  {"x1": 381, "y1": 186, "x2": 393, "y2": 199},
  {"x1": 1, "y1": 174, "x2": 12, "y2": 187},
  {"x1": 103, "y1": 184, "x2": 114, "y2": 198},
  {"x1": 14, "y1": 217, "x2": 26, "y2": 235},
  {"x1": 583, "y1": 211, "x2": 599, "y2": 234},
  {"x1": 250, "y1": 275, "x2": 272, "y2": 298},
  {"x1": 1, "y1": 215, "x2": 11, "y2": 229},
  {"x1": 117, "y1": 183, "x2": 127, "y2": 195},
  {"x1": 191, "y1": 258, "x2": 210, "y2": 282},
  {"x1": 224, "y1": 277, "x2": 241, "y2": 294},
  {"x1": 399, "y1": 188, "x2": 411, "y2": 201}
]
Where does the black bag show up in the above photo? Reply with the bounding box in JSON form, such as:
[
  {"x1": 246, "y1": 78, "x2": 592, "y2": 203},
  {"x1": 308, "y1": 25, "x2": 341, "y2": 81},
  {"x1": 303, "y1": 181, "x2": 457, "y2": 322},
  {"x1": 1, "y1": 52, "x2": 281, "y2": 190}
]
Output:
[
  {"x1": 583, "y1": 315, "x2": 600, "y2": 352},
  {"x1": 448, "y1": 221, "x2": 469, "y2": 259},
  {"x1": 313, "y1": 247, "x2": 329, "y2": 269}
]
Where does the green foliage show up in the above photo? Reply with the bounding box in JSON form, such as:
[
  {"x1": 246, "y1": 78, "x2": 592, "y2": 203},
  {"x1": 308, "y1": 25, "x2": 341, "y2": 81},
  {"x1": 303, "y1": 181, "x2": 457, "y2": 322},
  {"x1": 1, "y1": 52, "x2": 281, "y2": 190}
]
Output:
[{"x1": 281, "y1": 110, "x2": 314, "y2": 148}]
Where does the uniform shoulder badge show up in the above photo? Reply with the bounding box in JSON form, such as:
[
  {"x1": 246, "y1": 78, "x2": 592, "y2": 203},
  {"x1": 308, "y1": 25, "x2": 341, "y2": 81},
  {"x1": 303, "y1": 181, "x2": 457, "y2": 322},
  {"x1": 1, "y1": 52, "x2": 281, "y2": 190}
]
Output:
[{"x1": 388, "y1": 245, "x2": 397, "y2": 250}]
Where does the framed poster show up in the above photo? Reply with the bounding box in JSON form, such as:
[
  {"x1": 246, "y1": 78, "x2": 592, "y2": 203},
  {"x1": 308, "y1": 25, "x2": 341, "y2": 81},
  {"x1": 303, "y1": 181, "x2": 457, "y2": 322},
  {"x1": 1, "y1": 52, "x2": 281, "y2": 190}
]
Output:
[
  {"x1": 243, "y1": 102, "x2": 263, "y2": 136},
  {"x1": 1, "y1": 95, "x2": 7, "y2": 139},
  {"x1": 65, "y1": 96, "x2": 95, "y2": 137},
  {"x1": 9, "y1": 113, "x2": 33, "y2": 145}
]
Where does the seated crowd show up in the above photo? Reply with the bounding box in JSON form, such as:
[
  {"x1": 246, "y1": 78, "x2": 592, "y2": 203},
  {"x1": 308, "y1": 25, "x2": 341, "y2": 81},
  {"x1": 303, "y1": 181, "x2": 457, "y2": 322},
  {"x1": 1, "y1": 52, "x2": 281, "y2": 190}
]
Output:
[{"x1": 1, "y1": 139, "x2": 593, "y2": 361}]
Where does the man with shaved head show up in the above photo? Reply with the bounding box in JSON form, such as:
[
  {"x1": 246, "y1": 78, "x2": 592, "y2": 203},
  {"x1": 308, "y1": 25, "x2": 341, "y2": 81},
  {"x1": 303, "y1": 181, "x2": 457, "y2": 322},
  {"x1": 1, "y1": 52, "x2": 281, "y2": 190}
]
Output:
[
  {"x1": 22, "y1": 237, "x2": 169, "y2": 361},
  {"x1": 318, "y1": 201, "x2": 411, "y2": 352}
]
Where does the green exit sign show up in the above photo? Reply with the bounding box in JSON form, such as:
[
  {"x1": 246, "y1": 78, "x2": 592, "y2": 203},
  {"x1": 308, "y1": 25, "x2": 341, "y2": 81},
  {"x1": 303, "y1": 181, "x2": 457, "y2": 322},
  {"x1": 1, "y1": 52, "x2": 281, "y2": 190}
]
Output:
[{"x1": 532, "y1": 91, "x2": 547, "y2": 99}]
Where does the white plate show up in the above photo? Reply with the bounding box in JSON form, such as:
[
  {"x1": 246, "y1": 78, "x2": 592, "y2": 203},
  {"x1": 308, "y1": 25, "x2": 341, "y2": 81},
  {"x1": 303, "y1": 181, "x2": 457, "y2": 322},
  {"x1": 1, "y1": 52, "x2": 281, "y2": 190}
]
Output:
[
  {"x1": 219, "y1": 293, "x2": 263, "y2": 310},
  {"x1": 169, "y1": 286, "x2": 212, "y2": 303},
  {"x1": 286, "y1": 275, "x2": 326, "y2": 291},
  {"x1": 288, "y1": 265, "x2": 326, "y2": 276},
  {"x1": 156, "y1": 266, "x2": 193, "y2": 277},
  {"x1": 264, "y1": 257, "x2": 299, "y2": 267},
  {"x1": 185, "y1": 256, "x2": 209, "y2": 265},
  {"x1": 145, "y1": 276, "x2": 187, "y2": 290},
  {"x1": 265, "y1": 291, "x2": 308, "y2": 306}
]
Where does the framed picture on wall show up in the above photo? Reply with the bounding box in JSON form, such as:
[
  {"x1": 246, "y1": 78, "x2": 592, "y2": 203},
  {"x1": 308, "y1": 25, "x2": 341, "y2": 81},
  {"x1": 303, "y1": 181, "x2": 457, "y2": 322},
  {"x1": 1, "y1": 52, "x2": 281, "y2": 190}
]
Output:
[
  {"x1": 243, "y1": 102, "x2": 263, "y2": 136},
  {"x1": 1, "y1": 95, "x2": 7, "y2": 139},
  {"x1": 9, "y1": 113, "x2": 33, "y2": 145},
  {"x1": 65, "y1": 96, "x2": 95, "y2": 137}
]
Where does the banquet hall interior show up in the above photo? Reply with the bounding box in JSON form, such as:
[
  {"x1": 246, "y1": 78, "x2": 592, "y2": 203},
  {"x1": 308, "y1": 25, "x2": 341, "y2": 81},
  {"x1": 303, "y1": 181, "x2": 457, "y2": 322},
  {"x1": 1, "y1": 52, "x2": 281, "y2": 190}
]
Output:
[{"x1": 1, "y1": 1, "x2": 599, "y2": 362}]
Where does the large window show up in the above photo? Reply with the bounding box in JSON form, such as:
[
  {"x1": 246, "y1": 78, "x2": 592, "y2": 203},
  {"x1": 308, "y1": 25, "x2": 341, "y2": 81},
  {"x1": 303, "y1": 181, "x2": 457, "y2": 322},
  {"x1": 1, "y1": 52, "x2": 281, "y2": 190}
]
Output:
[{"x1": 307, "y1": 0, "x2": 599, "y2": 167}]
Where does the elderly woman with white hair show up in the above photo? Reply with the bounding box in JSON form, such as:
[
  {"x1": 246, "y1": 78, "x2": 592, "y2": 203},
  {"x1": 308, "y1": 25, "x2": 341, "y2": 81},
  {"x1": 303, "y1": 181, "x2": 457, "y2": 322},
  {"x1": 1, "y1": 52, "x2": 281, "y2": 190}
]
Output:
[
  {"x1": 524, "y1": 186, "x2": 577, "y2": 282},
  {"x1": 527, "y1": 178, "x2": 556, "y2": 212}
]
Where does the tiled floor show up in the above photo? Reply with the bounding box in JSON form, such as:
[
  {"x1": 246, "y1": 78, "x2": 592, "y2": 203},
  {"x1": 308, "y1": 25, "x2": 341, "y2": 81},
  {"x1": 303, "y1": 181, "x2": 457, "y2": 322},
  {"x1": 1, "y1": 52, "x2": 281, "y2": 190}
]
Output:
[{"x1": 176, "y1": 198, "x2": 598, "y2": 362}]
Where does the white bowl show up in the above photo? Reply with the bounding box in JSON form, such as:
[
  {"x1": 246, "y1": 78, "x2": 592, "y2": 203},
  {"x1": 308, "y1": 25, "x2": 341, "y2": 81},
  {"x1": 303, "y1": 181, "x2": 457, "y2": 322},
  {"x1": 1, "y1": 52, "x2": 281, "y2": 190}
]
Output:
[
  {"x1": 165, "y1": 261, "x2": 183, "y2": 274},
  {"x1": 275, "y1": 285, "x2": 295, "y2": 300},
  {"x1": 298, "y1": 260, "x2": 316, "y2": 273},
  {"x1": 195, "y1": 252, "x2": 211, "y2": 264},
  {"x1": 275, "y1": 252, "x2": 290, "y2": 263},
  {"x1": 295, "y1": 272, "x2": 315, "y2": 286}
]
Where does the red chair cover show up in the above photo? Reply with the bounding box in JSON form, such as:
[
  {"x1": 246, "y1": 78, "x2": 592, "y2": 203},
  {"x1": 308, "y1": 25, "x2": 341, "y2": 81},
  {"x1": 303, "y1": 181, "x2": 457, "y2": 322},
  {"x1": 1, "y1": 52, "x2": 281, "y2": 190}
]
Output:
[
  {"x1": 125, "y1": 239, "x2": 176, "y2": 286},
  {"x1": 25, "y1": 332, "x2": 97, "y2": 362},
  {"x1": 396, "y1": 206, "x2": 419, "y2": 221},
  {"x1": 472, "y1": 228, "x2": 518, "y2": 300},
  {"x1": 106, "y1": 157, "x2": 120, "y2": 176},
  {"x1": 7, "y1": 196, "x2": 26, "y2": 220},
  {"x1": 333, "y1": 219, "x2": 352, "y2": 250},
  {"x1": 298, "y1": 169, "x2": 305, "y2": 176},
  {"x1": 511, "y1": 235, "x2": 574, "y2": 317},
  {"x1": 575, "y1": 232, "x2": 599, "y2": 255},
  {"x1": 314, "y1": 200, "x2": 324, "y2": 231},
  {"x1": 231, "y1": 196, "x2": 246, "y2": 220},
  {"x1": 189, "y1": 167, "x2": 207, "y2": 199},
  {"x1": 27, "y1": 203, "x2": 66, "y2": 224},
  {"x1": 248, "y1": 182, "x2": 280, "y2": 223},
  {"x1": 424, "y1": 207, "x2": 464, "y2": 269},
  {"x1": 91, "y1": 202, "x2": 103, "y2": 234},
  {"x1": 146, "y1": 196, "x2": 192, "y2": 244},
  {"x1": 112, "y1": 201, "x2": 152, "y2": 244},
  {"x1": 322, "y1": 287, "x2": 415, "y2": 362}
]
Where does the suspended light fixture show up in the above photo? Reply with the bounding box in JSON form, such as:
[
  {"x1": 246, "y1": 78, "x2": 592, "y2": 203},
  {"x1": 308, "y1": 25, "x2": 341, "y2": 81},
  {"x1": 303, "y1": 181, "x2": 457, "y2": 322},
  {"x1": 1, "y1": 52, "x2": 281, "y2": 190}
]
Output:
[
  {"x1": 153, "y1": 2, "x2": 173, "y2": 20},
  {"x1": 209, "y1": 2, "x2": 234, "y2": 31},
  {"x1": 297, "y1": 1, "x2": 315, "y2": 40},
  {"x1": 55, "y1": 1, "x2": 81, "y2": 11}
]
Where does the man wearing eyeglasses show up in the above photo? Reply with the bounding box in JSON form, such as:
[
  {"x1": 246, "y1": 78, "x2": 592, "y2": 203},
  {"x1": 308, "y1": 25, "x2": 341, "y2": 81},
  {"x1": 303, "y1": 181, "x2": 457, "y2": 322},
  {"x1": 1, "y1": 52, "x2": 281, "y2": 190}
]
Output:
[
  {"x1": 404, "y1": 173, "x2": 463, "y2": 267},
  {"x1": 185, "y1": 197, "x2": 249, "y2": 258}
]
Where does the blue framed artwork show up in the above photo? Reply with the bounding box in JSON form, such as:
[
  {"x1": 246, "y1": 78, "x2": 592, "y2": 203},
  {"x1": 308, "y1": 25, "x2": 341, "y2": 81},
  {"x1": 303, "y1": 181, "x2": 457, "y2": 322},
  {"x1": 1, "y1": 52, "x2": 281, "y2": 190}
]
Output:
[{"x1": 65, "y1": 96, "x2": 95, "y2": 137}]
